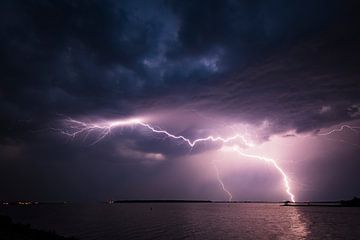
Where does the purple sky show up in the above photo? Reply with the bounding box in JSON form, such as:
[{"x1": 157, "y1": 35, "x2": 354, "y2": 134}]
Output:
[{"x1": 0, "y1": 0, "x2": 360, "y2": 202}]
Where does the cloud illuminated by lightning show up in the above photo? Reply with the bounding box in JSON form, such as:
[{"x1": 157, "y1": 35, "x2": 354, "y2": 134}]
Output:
[
  {"x1": 318, "y1": 124, "x2": 360, "y2": 136},
  {"x1": 55, "y1": 118, "x2": 143, "y2": 144},
  {"x1": 56, "y1": 117, "x2": 255, "y2": 147},
  {"x1": 55, "y1": 116, "x2": 295, "y2": 202}
]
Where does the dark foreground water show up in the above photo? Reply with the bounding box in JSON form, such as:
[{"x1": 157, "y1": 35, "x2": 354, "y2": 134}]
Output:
[{"x1": 1, "y1": 203, "x2": 360, "y2": 240}]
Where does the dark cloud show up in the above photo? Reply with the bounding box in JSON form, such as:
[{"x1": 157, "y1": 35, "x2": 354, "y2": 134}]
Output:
[
  {"x1": 168, "y1": 0, "x2": 343, "y2": 65},
  {"x1": 0, "y1": 0, "x2": 359, "y2": 201}
]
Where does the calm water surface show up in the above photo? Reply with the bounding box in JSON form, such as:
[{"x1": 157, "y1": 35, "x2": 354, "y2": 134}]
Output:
[{"x1": 1, "y1": 203, "x2": 360, "y2": 239}]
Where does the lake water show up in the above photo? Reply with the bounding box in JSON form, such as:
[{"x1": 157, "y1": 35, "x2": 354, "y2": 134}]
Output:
[{"x1": 1, "y1": 203, "x2": 360, "y2": 239}]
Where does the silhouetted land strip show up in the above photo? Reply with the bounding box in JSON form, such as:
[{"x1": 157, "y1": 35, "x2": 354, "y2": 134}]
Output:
[
  {"x1": 114, "y1": 200, "x2": 212, "y2": 203},
  {"x1": 0, "y1": 215, "x2": 77, "y2": 240},
  {"x1": 112, "y1": 200, "x2": 295, "y2": 204},
  {"x1": 1, "y1": 201, "x2": 67, "y2": 206},
  {"x1": 283, "y1": 197, "x2": 360, "y2": 207},
  {"x1": 214, "y1": 201, "x2": 284, "y2": 203}
]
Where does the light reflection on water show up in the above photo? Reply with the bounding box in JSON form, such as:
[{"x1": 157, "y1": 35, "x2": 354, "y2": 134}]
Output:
[
  {"x1": 288, "y1": 206, "x2": 310, "y2": 239},
  {"x1": 1, "y1": 203, "x2": 360, "y2": 240}
]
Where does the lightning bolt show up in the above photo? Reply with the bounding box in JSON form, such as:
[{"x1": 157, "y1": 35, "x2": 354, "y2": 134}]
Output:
[
  {"x1": 318, "y1": 124, "x2": 360, "y2": 136},
  {"x1": 222, "y1": 146, "x2": 295, "y2": 203},
  {"x1": 213, "y1": 161, "x2": 233, "y2": 201},
  {"x1": 54, "y1": 118, "x2": 143, "y2": 144},
  {"x1": 317, "y1": 124, "x2": 360, "y2": 150},
  {"x1": 56, "y1": 117, "x2": 295, "y2": 202},
  {"x1": 138, "y1": 122, "x2": 255, "y2": 148},
  {"x1": 56, "y1": 117, "x2": 255, "y2": 147}
]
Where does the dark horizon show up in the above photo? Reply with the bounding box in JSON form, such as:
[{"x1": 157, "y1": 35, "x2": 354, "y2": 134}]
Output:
[{"x1": 2, "y1": 196, "x2": 360, "y2": 204}]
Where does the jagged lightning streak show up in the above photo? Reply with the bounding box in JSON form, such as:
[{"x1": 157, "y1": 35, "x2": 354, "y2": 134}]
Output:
[
  {"x1": 317, "y1": 124, "x2": 360, "y2": 149},
  {"x1": 222, "y1": 146, "x2": 295, "y2": 203},
  {"x1": 54, "y1": 118, "x2": 143, "y2": 144},
  {"x1": 56, "y1": 117, "x2": 255, "y2": 147},
  {"x1": 56, "y1": 117, "x2": 295, "y2": 202},
  {"x1": 213, "y1": 162, "x2": 233, "y2": 201},
  {"x1": 318, "y1": 124, "x2": 360, "y2": 136},
  {"x1": 138, "y1": 122, "x2": 255, "y2": 148}
]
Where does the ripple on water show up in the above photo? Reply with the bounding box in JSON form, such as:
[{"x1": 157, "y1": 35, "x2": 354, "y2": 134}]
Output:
[{"x1": 1, "y1": 203, "x2": 360, "y2": 240}]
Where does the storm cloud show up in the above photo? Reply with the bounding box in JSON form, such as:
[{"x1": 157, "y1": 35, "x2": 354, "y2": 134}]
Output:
[{"x1": 0, "y1": 0, "x2": 359, "y2": 201}]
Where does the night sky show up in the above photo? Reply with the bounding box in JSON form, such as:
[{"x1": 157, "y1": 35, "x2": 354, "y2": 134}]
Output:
[{"x1": 1, "y1": 0, "x2": 360, "y2": 202}]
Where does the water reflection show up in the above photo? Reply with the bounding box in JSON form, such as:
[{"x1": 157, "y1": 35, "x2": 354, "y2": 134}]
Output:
[
  {"x1": 287, "y1": 206, "x2": 310, "y2": 239},
  {"x1": 2, "y1": 203, "x2": 360, "y2": 239},
  {"x1": 291, "y1": 205, "x2": 360, "y2": 239}
]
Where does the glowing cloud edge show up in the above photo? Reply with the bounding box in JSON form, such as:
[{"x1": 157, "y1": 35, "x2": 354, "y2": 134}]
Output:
[{"x1": 55, "y1": 117, "x2": 296, "y2": 202}]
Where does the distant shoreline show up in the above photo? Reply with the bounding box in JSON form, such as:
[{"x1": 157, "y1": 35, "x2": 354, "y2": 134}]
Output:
[
  {"x1": 1, "y1": 198, "x2": 359, "y2": 206},
  {"x1": 113, "y1": 200, "x2": 212, "y2": 203},
  {"x1": 283, "y1": 197, "x2": 360, "y2": 207}
]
